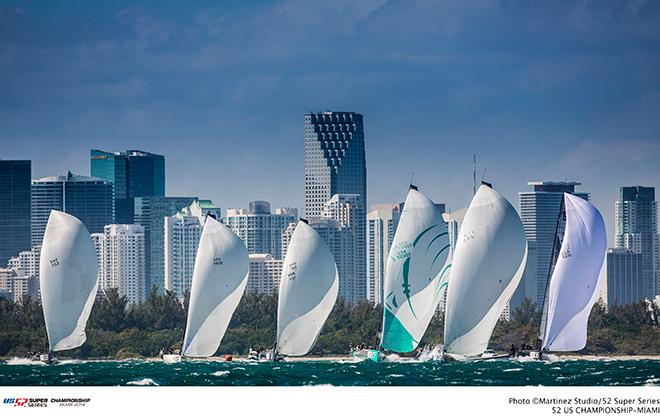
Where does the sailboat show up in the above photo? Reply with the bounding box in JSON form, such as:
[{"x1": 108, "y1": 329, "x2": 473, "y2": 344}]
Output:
[
  {"x1": 163, "y1": 215, "x2": 249, "y2": 363},
  {"x1": 526, "y1": 193, "x2": 606, "y2": 360},
  {"x1": 356, "y1": 185, "x2": 450, "y2": 362},
  {"x1": 442, "y1": 183, "x2": 528, "y2": 361},
  {"x1": 39, "y1": 210, "x2": 99, "y2": 364},
  {"x1": 271, "y1": 219, "x2": 339, "y2": 360}
]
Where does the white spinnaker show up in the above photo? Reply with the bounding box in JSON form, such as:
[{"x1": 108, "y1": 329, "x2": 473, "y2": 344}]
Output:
[
  {"x1": 181, "y1": 216, "x2": 249, "y2": 357},
  {"x1": 381, "y1": 188, "x2": 451, "y2": 352},
  {"x1": 277, "y1": 221, "x2": 338, "y2": 356},
  {"x1": 541, "y1": 193, "x2": 607, "y2": 352},
  {"x1": 39, "y1": 210, "x2": 99, "y2": 352},
  {"x1": 444, "y1": 185, "x2": 527, "y2": 356}
]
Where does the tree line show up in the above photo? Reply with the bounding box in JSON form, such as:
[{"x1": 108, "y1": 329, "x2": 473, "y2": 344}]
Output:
[{"x1": 0, "y1": 290, "x2": 658, "y2": 358}]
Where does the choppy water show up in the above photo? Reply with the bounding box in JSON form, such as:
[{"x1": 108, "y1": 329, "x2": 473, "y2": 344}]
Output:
[{"x1": 1, "y1": 357, "x2": 658, "y2": 386}]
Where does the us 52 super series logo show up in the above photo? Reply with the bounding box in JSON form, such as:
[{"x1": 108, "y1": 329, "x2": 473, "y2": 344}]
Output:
[
  {"x1": 4, "y1": 397, "x2": 91, "y2": 408},
  {"x1": 3, "y1": 398, "x2": 48, "y2": 407}
]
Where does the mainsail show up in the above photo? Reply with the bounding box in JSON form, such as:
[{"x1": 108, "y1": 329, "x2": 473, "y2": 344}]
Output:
[
  {"x1": 381, "y1": 186, "x2": 451, "y2": 352},
  {"x1": 39, "y1": 210, "x2": 99, "y2": 352},
  {"x1": 541, "y1": 193, "x2": 606, "y2": 352},
  {"x1": 181, "y1": 216, "x2": 249, "y2": 357},
  {"x1": 443, "y1": 185, "x2": 527, "y2": 356},
  {"x1": 277, "y1": 220, "x2": 339, "y2": 356}
]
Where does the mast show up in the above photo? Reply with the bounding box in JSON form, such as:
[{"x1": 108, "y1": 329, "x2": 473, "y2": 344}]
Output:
[
  {"x1": 536, "y1": 195, "x2": 566, "y2": 351},
  {"x1": 473, "y1": 155, "x2": 476, "y2": 196}
]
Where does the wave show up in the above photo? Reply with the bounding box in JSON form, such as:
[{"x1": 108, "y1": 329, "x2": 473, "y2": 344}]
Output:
[
  {"x1": 127, "y1": 378, "x2": 159, "y2": 386},
  {"x1": 6, "y1": 358, "x2": 46, "y2": 366}
]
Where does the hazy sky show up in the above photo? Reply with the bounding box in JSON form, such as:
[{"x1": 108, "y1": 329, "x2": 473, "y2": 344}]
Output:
[{"x1": 1, "y1": 0, "x2": 659, "y2": 244}]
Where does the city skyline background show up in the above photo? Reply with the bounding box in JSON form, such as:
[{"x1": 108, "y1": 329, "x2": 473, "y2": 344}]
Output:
[{"x1": 2, "y1": 1, "x2": 660, "y2": 244}]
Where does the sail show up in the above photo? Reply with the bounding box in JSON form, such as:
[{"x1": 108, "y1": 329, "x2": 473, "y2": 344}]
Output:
[
  {"x1": 381, "y1": 187, "x2": 451, "y2": 352},
  {"x1": 181, "y1": 216, "x2": 249, "y2": 357},
  {"x1": 277, "y1": 220, "x2": 338, "y2": 356},
  {"x1": 444, "y1": 185, "x2": 527, "y2": 356},
  {"x1": 39, "y1": 210, "x2": 99, "y2": 352},
  {"x1": 541, "y1": 193, "x2": 606, "y2": 352}
]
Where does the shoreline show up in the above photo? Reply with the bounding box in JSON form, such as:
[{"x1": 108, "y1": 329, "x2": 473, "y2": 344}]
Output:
[{"x1": 3, "y1": 354, "x2": 660, "y2": 362}]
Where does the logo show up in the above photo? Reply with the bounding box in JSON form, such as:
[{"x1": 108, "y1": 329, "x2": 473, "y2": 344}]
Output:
[{"x1": 4, "y1": 398, "x2": 48, "y2": 408}]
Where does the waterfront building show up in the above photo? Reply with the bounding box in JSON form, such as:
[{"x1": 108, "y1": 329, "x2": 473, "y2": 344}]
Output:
[
  {"x1": 31, "y1": 172, "x2": 114, "y2": 248},
  {"x1": 615, "y1": 186, "x2": 658, "y2": 298},
  {"x1": 607, "y1": 248, "x2": 645, "y2": 305},
  {"x1": 90, "y1": 149, "x2": 165, "y2": 224},
  {"x1": 0, "y1": 160, "x2": 31, "y2": 266},
  {"x1": 247, "y1": 253, "x2": 283, "y2": 295}
]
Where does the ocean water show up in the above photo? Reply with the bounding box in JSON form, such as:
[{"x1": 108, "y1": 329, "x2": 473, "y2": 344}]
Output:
[{"x1": 1, "y1": 357, "x2": 659, "y2": 386}]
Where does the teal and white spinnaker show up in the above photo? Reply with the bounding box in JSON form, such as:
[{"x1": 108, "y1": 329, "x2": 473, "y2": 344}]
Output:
[
  {"x1": 381, "y1": 186, "x2": 451, "y2": 353},
  {"x1": 40, "y1": 210, "x2": 99, "y2": 352},
  {"x1": 181, "y1": 216, "x2": 249, "y2": 357},
  {"x1": 443, "y1": 185, "x2": 527, "y2": 357}
]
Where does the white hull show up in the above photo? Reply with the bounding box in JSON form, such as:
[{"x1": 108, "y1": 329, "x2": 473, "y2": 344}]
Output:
[{"x1": 162, "y1": 354, "x2": 182, "y2": 364}]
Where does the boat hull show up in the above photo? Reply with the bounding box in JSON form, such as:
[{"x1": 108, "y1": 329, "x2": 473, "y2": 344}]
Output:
[
  {"x1": 162, "y1": 354, "x2": 182, "y2": 364},
  {"x1": 351, "y1": 349, "x2": 382, "y2": 362}
]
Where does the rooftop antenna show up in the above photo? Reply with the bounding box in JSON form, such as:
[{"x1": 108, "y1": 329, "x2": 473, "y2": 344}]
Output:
[
  {"x1": 481, "y1": 168, "x2": 487, "y2": 183},
  {"x1": 473, "y1": 154, "x2": 477, "y2": 196}
]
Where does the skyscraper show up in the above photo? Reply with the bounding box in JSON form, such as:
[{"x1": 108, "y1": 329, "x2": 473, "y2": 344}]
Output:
[
  {"x1": 31, "y1": 172, "x2": 114, "y2": 248},
  {"x1": 514, "y1": 181, "x2": 589, "y2": 309},
  {"x1": 366, "y1": 204, "x2": 401, "y2": 305},
  {"x1": 93, "y1": 224, "x2": 146, "y2": 305},
  {"x1": 309, "y1": 218, "x2": 356, "y2": 302},
  {"x1": 322, "y1": 194, "x2": 366, "y2": 301},
  {"x1": 90, "y1": 149, "x2": 165, "y2": 224},
  {"x1": 0, "y1": 160, "x2": 31, "y2": 266},
  {"x1": 247, "y1": 253, "x2": 283, "y2": 295},
  {"x1": 133, "y1": 196, "x2": 197, "y2": 292},
  {"x1": 164, "y1": 200, "x2": 221, "y2": 299},
  {"x1": 615, "y1": 186, "x2": 658, "y2": 298},
  {"x1": 224, "y1": 201, "x2": 297, "y2": 260},
  {"x1": 607, "y1": 248, "x2": 644, "y2": 305},
  {"x1": 304, "y1": 111, "x2": 366, "y2": 220}
]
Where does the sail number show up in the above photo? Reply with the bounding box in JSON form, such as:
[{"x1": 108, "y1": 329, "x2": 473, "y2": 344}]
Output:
[
  {"x1": 49, "y1": 258, "x2": 60, "y2": 267},
  {"x1": 213, "y1": 257, "x2": 223, "y2": 266},
  {"x1": 287, "y1": 262, "x2": 297, "y2": 280}
]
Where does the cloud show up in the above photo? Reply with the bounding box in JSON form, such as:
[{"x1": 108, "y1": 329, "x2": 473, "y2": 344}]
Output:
[{"x1": 559, "y1": 139, "x2": 660, "y2": 173}]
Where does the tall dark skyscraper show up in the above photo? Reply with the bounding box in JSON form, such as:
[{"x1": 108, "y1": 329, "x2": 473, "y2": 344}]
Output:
[
  {"x1": 90, "y1": 149, "x2": 165, "y2": 224},
  {"x1": 304, "y1": 111, "x2": 367, "y2": 301},
  {"x1": 0, "y1": 160, "x2": 31, "y2": 266},
  {"x1": 304, "y1": 112, "x2": 366, "y2": 219},
  {"x1": 31, "y1": 172, "x2": 114, "y2": 248},
  {"x1": 615, "y1": 186, "x2": 658, "y2": 298}
]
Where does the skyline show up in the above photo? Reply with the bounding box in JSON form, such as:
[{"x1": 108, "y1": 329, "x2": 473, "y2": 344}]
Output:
[{"x1": 1, "y1": 1, "x2": 659, "y2": 246}]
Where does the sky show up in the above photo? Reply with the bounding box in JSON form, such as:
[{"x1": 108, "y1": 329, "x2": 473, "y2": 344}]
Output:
[{"x1": 1, "y1": 0, "x2": 659, "y2": 244}]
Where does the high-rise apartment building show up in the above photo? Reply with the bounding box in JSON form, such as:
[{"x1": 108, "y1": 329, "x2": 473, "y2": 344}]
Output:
[
  {"x1": 615, "y1": 186, "x2": 658, "y2": 298},
  {"x1": 247, "y1": 253, "x2": 283, "y2": 295},
  {"x1": 322, "y1": 194, "x2": 366, "y2": 301},
  {"x1": 133, "y1": 196, "x2": 197, "y2": 292},
  {"x1": 309, "y1": 218, "x2": 356, "y2": 302},
  {"x1": 0, "y1": 160, "x2": 31, "y2": 266},
  {"x1": 304, "y1": 111, "x2": 366, "y2": 219},
  {"x1": 366, "y1": 204, "x2": 402, "y2": 305},
  {"x1": 164, "y1": 200, "x2": 221, "y2": 299},
  {"x1": 514, "y1": 181, "x2": 589, "y2": 309},
  {"x1": 607, "y1": 248, "x2": 644, "y2": 305},
  {"x1": 225, "y1": 201, "x2": 297, "y2": 260},
  {"x1": 31, "y1": 172, "x2": 114, "y2": 248},
  {"x1": 90, "y1": 149, "x2": 165, "y2": 224},
  {"x1": 93, "y1": 224, "x2": 146, "y2": 305}
]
